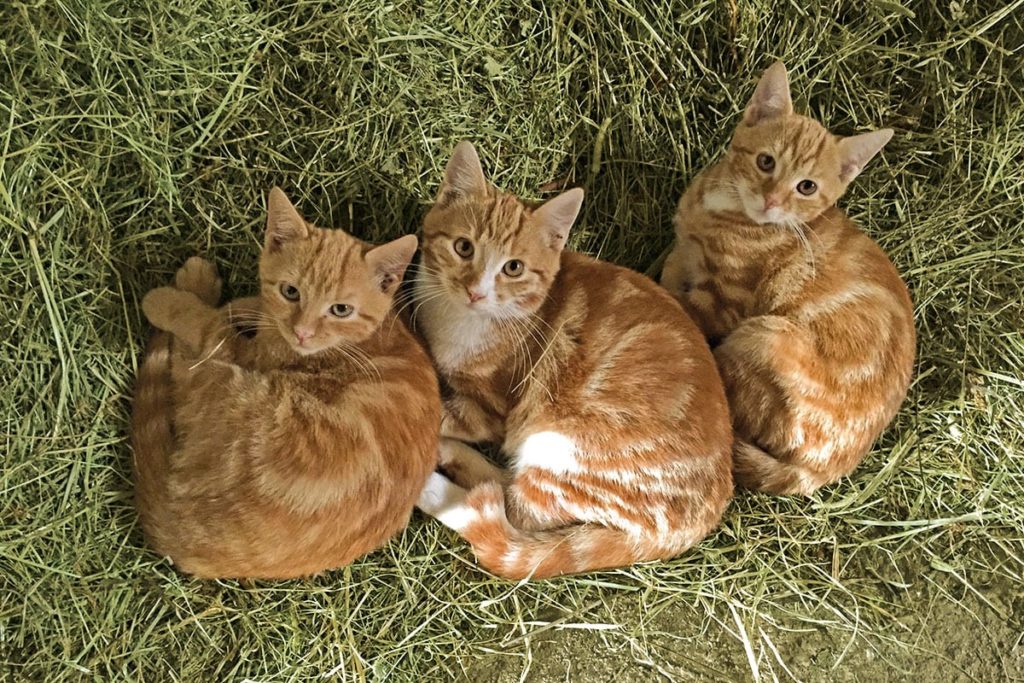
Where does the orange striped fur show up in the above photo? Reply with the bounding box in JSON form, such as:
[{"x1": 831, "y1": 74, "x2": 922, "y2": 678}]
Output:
[
  {"x1": 414, "y1": 142, "x2": 733, "y2": 579},
  {"x1": 660, "y1": 62, "x2": 915, "y2": 496},
  {"x1": 131, "y1": 188, "x2": 440, "y2": 578}
]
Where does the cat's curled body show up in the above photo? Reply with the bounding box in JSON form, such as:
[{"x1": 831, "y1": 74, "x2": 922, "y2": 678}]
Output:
[
  {"x1": 414, "y1": 143, "x2": 733, "y2": 580},
  {"x1": 131, "y1": 188, "x2": 440, "y2": 579},
  {"x1": 660, "y1": 62, "x2": 915, "y2": 496}
]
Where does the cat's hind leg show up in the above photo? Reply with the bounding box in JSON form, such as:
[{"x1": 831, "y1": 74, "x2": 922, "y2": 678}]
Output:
[
  {"x1": 439, "y1": 438, "x2": 505, "y2": 489},
  {"x1": 416, "y1": 472, "x2": 473, "y2": 530}
]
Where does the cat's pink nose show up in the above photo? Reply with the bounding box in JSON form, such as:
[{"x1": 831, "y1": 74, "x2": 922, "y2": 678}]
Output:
[
  {"x1": 764, "y1": 195, "x2": 782, "y2": 209},
  {"x1": 466, "y1": 287, "x2": 486, "y2": 303},
  {"x1": 294, "y1": 327, "x2": 314, "y2": 344}
]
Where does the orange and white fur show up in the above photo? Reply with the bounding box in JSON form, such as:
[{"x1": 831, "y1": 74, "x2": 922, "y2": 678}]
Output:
[
  {"x1": 660, "y1": 62, "x2": 915, "y2": 496},
  {"x1": 131, "y1": 188, "x2": 440, "y2": 578},
  {"x1": 414, "y1": 142, "x2": 733, "y2": 580}
]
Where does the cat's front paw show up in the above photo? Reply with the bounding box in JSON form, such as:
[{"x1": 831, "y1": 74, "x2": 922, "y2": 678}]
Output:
[{"x1": 174, "y1": 257, "x2": 221, "y2": 305}]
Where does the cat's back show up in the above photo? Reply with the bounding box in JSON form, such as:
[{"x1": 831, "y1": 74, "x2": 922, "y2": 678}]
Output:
[
  {"x1": 552, "y1": 251, "x2": 710, "y2": 351},
  {"x1": 818, "y1": 208, "x2": 912, "y2": 306},
  {"x1": 144, "y1": 318, "x2": 440, "y2": 579},
  {"x1": 352, "y1": 315, "x2": 443, "y2": 459},
  {"x1": 537, "y1": 252, "x2": 730, "y2": 436},
  {"x1": 794, "y1": 208, "x2": 915, "y2": 334}
]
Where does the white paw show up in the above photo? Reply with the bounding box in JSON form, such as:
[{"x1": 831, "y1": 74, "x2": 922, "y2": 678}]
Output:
[{"x1": 416, "y1": 472, "x2": 474, "y2": 531}]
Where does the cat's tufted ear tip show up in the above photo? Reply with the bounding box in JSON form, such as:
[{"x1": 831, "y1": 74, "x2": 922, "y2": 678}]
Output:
[
  {"x1": 437, "y1": 141, "x2": 488, "y2": 208},
  {"x1": 451, "y1": 140, "x2": 479, "y2": 159},
  {"x1": 743, "y1": 61, "x2": 793, "y2": 125},
  {"x1": 265, "y1": 187, "x2": 308, "y2": 251},
  {"x1": 838, "y1": 128, "x2": 894, "y2": 182},
  {"x1": 366, "y1": 234, "x2": 419, "y2": 294},
  {"x1": 561, "y1": 185, "x2": 585, "y2": 201}
]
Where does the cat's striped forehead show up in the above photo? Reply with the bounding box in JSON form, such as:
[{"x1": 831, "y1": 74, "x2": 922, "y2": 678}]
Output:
[
  {"x1": 263, "y1": 227, "x2": 369, "y2": 294},
  {"x1": 733, "y1": 114, "x2": 840, "y2": 176},
  {"x1": 452, "y1": 190, "x2": 529, "y2": 245},
  {"x1": 299, "y1": 229, "x2": 366, "y2": 284}
]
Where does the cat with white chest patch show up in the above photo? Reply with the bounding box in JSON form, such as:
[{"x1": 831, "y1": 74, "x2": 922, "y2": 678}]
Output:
[{"x1": 413, "y1": 142, "x2": 734, "y2": 579}]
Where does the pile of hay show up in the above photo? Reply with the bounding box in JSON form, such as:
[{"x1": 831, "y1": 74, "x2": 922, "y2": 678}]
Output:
[{"x1": 2, "y1": 0, "x2": 1021, "y2": 679}]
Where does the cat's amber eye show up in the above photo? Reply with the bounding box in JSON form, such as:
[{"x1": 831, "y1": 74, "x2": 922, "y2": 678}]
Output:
[
  {"x1": 329, "y1": 303, "x2": 354, "y2": 318},
  {"x1": 796, "y1": 179, "x2": 818, "y2": 196},
  {"x1": 453, "y1": 237, "x2": 474, "y2": 259},
  {"x1": 280, "y1": 283, "x2": 300, "y2": 301},
  {"x1": 502, "y1": 259, "x2": 524, "y2": 277},
  {"x1": 756, "y1": 153, "x2": 775, "y2": 172}
]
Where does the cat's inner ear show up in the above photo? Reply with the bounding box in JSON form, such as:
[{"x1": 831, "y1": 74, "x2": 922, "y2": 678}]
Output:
[
  {"x1": 837, "y1": 129, "x2": 894, "y2": 182},
  {"x1": 364, "y1": 234, "x2": 418, "y2": 294},
  {"x1": 532, "y1": 187, "x2": 584, "y2": 251},
  {"x1": 436, "y1": 141, "x2": 488, "y2": 209},
  {"x1": 265, "y1": 187, "x2": 309, "y2": 252},
  {"x1": 742, "y1": 61, "x2": 793, "y2": 126}
]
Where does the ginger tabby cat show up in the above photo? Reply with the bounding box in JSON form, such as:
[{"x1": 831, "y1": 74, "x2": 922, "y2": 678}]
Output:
[
  {"x1": 414, "y1": 142, "x2": 733, "y2": 580},
  {"x1": 131, "y1": 188, "x2": 440, "y2": 578},
  {"x1": 660, "y1": 62, "x2": 915, "y2": 496}
]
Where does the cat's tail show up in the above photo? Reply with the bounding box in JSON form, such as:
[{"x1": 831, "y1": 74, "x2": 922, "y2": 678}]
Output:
[
  {"x1": 418, "y1": 474, "x2": 693, "y2": 580},
  {"x1": 732, "y1": 438, "x2": 826, "y2": 496},
  {"x1": 130, "y1": 332, "x2": 174, "y2": 535}
]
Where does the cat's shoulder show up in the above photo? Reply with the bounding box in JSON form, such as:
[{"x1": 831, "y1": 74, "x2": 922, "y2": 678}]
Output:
[
  {"x1": 814, "y1": 207, "x2": 890, "y2": 255},
  {"x1": 556, "y1": 251, "x2": 682, "y2": 310}
]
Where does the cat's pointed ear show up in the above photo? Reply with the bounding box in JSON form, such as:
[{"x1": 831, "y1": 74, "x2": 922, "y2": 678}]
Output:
[
  {"x1": 532, "y1": 187, "x2": 584, "y2": 251},
  {"x1": 265, "y1": 187, "x2": 309, "y2": 252},
  {"x1": 364, "y1": 234, "x2": 418, "y2": 295},
  {"x1": 436, "y1": 141, "x2": 488, "y2": 209},
  {"x1": 837, "y1": 129, "x2": 893, "y2": 182},
  {"x1": 742, "y1": 61, "x2": 793, "y2": 126}
]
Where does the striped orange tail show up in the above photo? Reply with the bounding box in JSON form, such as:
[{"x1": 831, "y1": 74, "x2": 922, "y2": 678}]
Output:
[
  {"x1": 732, "y1": 438, "x2": 825, "y2": 496},
  {"x1": 417, "y1": 473, "x2": 689, "y2": 580}
]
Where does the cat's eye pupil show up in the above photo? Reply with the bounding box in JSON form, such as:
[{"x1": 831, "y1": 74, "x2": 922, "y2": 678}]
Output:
[
  {"x1": 330, "y1": 303, "x2": 353, "y2": 318},
  {"x1": 280, "y1": 283, "x2": 300, "y2": 301},
  {"x1": 756, "y1": 153, "x2": 775, "y2": 172},
  {"x1": 797, "y1": 179, "x2": 818, "y2": 195},
  {"x1": 502, "y1": 259, "x2": 524, "y2": 277},
  {"x1": 454, "y1": 237, "x2": 474, "y2": 258}
]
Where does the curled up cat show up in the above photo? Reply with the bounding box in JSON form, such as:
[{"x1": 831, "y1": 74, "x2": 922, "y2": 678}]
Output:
[
  {"x1": 414, "y1": 142, "x2": 734, "y2": 580},
  {"x1": 131, "y1": 188, "x2": 441, "y2": 579},
  {"x1": 660, "y1": 62, "x2": 915, "y2": 496}
]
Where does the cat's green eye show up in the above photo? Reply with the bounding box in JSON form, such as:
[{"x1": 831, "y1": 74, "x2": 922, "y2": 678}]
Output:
[
  {"x1": 454, "y1": 237, "x2": 474, "y2": 259},
  {"x1": 797, "y1": 179, "x2": 818, "y2": 196},
  {"x1": 280, "y1": 283, "x2": 300, "y2": 301},
  {"x1": 756, "y1": 153, "x2": 775, "y2": 172},
  {"x1": 502, "y1": 259, "x2": 524, "y2": 277},
  {"x1": 329, "y1": 303, "x2": 354, "y2": 318}
]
